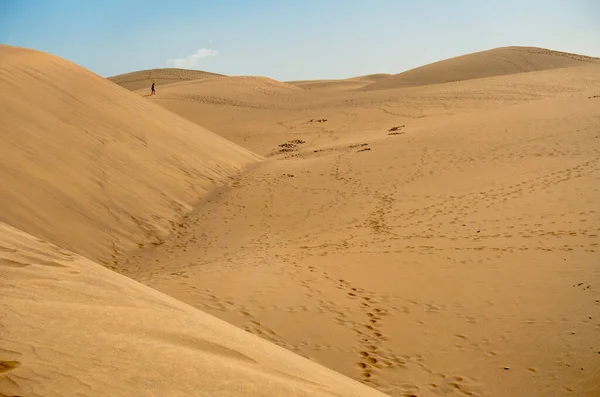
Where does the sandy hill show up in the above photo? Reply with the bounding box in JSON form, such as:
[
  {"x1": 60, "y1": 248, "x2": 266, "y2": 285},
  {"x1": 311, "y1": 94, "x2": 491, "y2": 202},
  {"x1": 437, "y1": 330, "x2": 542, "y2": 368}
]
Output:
[
  {"x1": 3, "y1": 43, "x2": 600, "y2": 397},
  {"x1": 0, "y1": 44, "x2": 260, "y2": 264},
  {"x1": 137, "y1": 74, "x2": 307, "y2": 118},
  {"x1": 118, "y1": 48, "x2": 600, "y2": 396},
  {"x1": 350, "y1": 73, "x2": 392, "y2": 82},
  {"x1": 134, "y1": 74, "x2": 314, "y2": 154},
  {"x1": 131, "y1": 57, "x2": 600, "y2": 156},
  {"x1": 287, "y1": 73, "x2": 392, "y2": 92},
  {"x1": 361, "y1": 46, "x2": 600, "y2": 90},
  {"x1": 108, "y1": 67, "x2": 224, "y2": 91},
  {"x1": 0, "y1": 221, "x2": 387, "y2": 397},
  {"x1": 0, "y1": 45, "x2": 387, "y2": 397},
  {"x1": 144, "y1": 74, "x2": 305, "y2": 100}
]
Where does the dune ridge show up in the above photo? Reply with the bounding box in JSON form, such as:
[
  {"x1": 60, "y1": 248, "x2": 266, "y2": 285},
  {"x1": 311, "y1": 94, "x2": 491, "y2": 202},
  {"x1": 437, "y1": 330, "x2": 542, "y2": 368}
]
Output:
[
  {"x1": 0, "y1": 44, "x2": 388, "y2": 397},
  {"x1": 138, "y1": 74, "x2": 309, "y2": 115},
  {"x1": 0, "y1": 44, "x2": 260, "y2": 264},
  {"x1": 287, "y1": 73, "x2": 392, "y2": 92},
  {"x1": 108, "y1": 67, "x2": 224, "y2": 91},
  {"x1": 360, "y1": 46, "x2": 600, "y2": 90}
]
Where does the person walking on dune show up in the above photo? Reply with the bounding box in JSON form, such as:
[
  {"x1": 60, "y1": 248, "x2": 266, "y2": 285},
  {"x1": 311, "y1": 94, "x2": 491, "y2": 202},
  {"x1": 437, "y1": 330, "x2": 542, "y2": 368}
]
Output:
[{"x1": 151, "y1": 82, "x2": 155, "y2": 96}]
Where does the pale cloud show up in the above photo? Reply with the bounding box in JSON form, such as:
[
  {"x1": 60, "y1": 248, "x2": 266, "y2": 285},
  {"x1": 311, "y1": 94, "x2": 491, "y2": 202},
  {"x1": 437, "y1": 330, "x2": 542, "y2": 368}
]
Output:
[{"x1": 166, "y1": 48, "x2": 219, "y2": 68}]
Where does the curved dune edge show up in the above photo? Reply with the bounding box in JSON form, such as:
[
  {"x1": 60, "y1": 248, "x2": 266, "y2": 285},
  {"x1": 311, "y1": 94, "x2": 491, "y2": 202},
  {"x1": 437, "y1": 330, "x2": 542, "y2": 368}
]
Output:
[
  {"x1": 143, "y1": 74, "x2": 306, "y2": 96},
  {"x1": 360, "y1": 46, "x2": 600, "y2": 90},
  {"x1": 0, "y1": 221, "x2": 387, "y2": 396},
  {"x1": 0, "y1": 44, "x2": 261, "y2": 264},
  {"x1": 108, "y1": 67, "x2": 225, "y2": 91},
  {"x1": 287, "y1": 73, "x2": 392, "y2": 91},
  {"x1": 139, "y1": 74, "x2": 309, "y2": 114}
]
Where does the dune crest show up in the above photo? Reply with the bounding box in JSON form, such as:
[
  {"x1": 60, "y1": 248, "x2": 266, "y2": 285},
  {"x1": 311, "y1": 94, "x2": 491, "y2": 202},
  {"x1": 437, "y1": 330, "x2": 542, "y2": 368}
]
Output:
[
  {"x1": 140, "y1": 74, "x2": 309, "y2": 115},
  {"x1": 108, "y1": 67, "x2": 224, "y2": 91},
  {"x1": 361, "y1": 46, "x2": 600, "y2": 90},
  {"x1": 287, "y1": 73, "x2": 392, "y2": 92},
  {"x1": 195, "y1": 75, "x2": 304, "y2": 91},
  {"x1": 0, "y1": 44, "x2": 260, "y2": 264}
]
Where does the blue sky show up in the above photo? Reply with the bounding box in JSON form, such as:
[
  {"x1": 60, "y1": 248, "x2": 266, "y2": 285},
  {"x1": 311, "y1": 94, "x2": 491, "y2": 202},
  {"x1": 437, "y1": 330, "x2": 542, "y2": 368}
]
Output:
[{"x1": 1, "y1": 0, "x2": 599, "y2": 81}]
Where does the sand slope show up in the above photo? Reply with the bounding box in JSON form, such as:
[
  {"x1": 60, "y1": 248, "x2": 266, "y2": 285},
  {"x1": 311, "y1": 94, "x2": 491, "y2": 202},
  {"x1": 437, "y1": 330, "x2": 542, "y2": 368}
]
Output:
[
  {"x1": 3, "y1": 44, "x2": 599, "y2": 397},
  {"x1": 135, "y1": 75, "x2": 315, "y2": 154},
  {"x1": 0, "y1": 44, "x2": 260, "y2": 264},
  {"x1": 140, "y1": 75, "x2": 306, "y2": 105},
  {"x1": 108, "y1": 67, "x2": 224, "y2": 91},
  {"x1": 140, "y1": 56, "x2": 600, "y2": 157},
  {"x1": 288, "y1": 73, "x2": 392, "y2": 92},
  {"x1": 0, "y1": 221, "x2": 388, "y2": 397},
  {"x1": 361, "y1": 46, "x2": 600, "y2": 90},
  {"x1": 118, "y1": 50, "x2": 600, "y2": 396}
]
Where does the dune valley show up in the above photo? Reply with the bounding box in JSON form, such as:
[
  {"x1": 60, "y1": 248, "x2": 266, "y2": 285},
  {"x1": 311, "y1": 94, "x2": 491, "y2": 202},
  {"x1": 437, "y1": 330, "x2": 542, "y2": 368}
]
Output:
[{"x1": 1, "y1": 44, "x2": 600, "y2": 397}]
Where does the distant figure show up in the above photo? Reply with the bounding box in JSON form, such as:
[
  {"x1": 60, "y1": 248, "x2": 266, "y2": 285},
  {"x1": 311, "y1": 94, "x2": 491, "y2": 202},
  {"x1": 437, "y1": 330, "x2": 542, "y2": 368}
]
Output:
[{"x1": 151, "y1": 82, "x2": 155, "y2": 95}]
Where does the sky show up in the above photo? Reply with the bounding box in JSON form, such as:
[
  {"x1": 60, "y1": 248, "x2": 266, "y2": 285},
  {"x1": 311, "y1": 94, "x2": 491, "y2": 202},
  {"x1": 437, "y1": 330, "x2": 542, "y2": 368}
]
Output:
[{"x1": 1, "y1": 0, "x2": 599, "y2": 81}]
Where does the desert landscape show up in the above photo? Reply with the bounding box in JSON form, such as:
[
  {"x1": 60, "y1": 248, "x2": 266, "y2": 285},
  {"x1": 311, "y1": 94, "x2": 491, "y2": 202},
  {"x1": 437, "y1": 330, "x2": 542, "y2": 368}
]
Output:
[{"x1": 1, "y1": 44, "x2": 599, "y2": 397}]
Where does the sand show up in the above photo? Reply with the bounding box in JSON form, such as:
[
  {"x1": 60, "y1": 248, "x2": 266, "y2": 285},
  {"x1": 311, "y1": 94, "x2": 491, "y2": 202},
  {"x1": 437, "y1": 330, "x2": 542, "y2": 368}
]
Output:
[
  {"x1": 287, "y1": 73, "x2": 392, "y2": 92},
  {"x1": 360, "y1": 46, "x2": 600, "y2": 91},
  {"x1": 0, "y1": 222, "x2": 386, "y2": 397},
  {"x1": 117, "y1": 48, "x2": 600, "y2": 396},
  {"x1": 0, "y1": 45, "x2": 260, "y2": 264},
  {"x1": 2, "y1": 44, "x2": 600, "y2": 396},
  {"x1": 0, "y1": 44, "x2": 385, "y2": 397},
  {"x1": 108, "y1": 67, "x2": 224, "y2": 91}
]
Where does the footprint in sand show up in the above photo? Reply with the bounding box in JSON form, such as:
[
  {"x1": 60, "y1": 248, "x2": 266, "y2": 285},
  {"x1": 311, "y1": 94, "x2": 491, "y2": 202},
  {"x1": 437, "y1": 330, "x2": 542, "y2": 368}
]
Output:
[{"x1": 0, "y1": 360, "x2": 21, "y2": 373}]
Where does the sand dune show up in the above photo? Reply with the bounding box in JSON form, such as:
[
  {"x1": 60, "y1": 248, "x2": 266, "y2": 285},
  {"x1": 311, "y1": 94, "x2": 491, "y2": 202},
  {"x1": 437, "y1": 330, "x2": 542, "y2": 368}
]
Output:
[
  {"x1": 349, "y1": 73, "x2": 393, "y2": 83},
  {"x1": 141, "y1": 57, "x2": 600, "y2": 156},
  {"x1": 0, "y1": 44, "x2": 260, "y2": 264},
  {"x1": 0, "y1": 221, "x2": 387, "y2": 397},
  {"x1": 123, "y1": 93, "x2": 600, "y2": 396},
  {"x1": 3, "y1": 43, "x2": 600, "y2": 397},
  {"x1": 140, "y1": 74, "x2": 305, "y2": 103},
  {"x1": 288, "y1": 73, "x2": 392, "y2": 92},
  {"x1": 108, "y1": 67, "x2": 224, "y2": 91},
  {"x1": 116, "y1": 48, "x2": 600, "y2": 396},
  {"x1": 361, "y1": 46, "x2": 600, "y2": 91},
  {"x1": 134, "y1": 74, "x2": 315, "y2": 154},
  {"x1": 0, "y1": 45, "x2": 385, "y2": 397}
]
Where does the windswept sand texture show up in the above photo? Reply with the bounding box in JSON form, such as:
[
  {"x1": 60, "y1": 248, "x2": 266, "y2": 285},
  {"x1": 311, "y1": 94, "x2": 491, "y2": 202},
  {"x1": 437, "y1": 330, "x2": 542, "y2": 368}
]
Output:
[
  {"x1": 287, "y1": 73, "x2": 392, "y2": 92},
  {"x1": 0, "y1": 222, "x2": 386, "y2": 397},
  {"x1": 108, "y1": 67, "x2": 224, "y2": 91},
  {"x1": 2, "y1": 43, "x2": 600, "y2": 397},
  {"x1": 117, "y1": 47, "x2": 600, "y2": 396},
  {"x1": 0, "y1": 45, "x2": 386, "y2": 397},
  {"x1": 0, "y1": 45, "x2": 260, "y2": 263}
]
